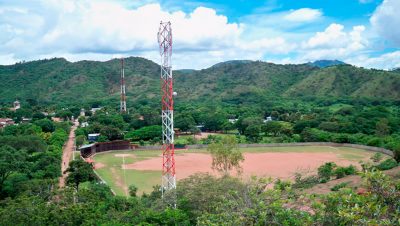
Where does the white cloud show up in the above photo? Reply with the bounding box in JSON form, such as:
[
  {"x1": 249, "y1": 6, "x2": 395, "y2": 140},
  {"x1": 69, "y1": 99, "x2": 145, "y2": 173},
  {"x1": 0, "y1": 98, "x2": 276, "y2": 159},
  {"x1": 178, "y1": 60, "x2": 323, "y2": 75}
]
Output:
[
  {"x1": 347, "y1": 51, "x2": 400, "y2": 69},
  {"x1": 284, "y1": 8, "x2": 322, "y2": 22},
  {"x1": 300, "y1": 23, "x2": 367, "y2": 61},
  {"x1": 0, "y1": 0, "x2": 300, "y2": 69},
  {"x1": 371, "y1": 0, "x2": 400, "y2": 47},
  {"x1": 0, "y1": 1, "x2": 397, "y2": 70}
]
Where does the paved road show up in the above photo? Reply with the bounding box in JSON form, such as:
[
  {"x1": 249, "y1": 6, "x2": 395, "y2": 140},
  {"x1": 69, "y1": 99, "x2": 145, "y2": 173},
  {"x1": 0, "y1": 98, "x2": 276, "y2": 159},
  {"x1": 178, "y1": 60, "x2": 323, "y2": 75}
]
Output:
[{"x1": 59, "y1": 120, "x2": 79, "y2": 188}]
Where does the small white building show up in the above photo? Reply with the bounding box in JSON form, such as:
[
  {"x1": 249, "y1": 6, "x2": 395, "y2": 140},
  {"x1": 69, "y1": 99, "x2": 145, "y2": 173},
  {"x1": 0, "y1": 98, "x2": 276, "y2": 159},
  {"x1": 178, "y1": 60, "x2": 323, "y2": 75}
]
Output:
[
  {"x1": 88, "y1": 133, "x2": 100, "y2": 142},
  {"x1": 13, "y1": 100, "x2": 20, "y2": 110},
  {"x1": 263, "y1": 116, "x2": 273, "y2": 123},
  {"x1": 228, "y1": 118, "x2": 238, "y2": 124},
  {"x1": 90, "y1": 107, "x2": 102, "y2": 114},
  {"x1": 80, "y1": 108, "x2": 85, "y2": 117}
]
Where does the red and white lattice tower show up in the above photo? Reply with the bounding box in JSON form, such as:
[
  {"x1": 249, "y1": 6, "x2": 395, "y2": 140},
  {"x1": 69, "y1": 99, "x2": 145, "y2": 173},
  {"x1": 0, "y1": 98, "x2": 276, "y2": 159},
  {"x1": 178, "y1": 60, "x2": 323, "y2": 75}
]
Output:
[
  {"x1": 158, "y1": 21, "x2": 176, "y2": 196},
  {"x1": 120, "y1": 58, "x2": 127, "y2": 113}
]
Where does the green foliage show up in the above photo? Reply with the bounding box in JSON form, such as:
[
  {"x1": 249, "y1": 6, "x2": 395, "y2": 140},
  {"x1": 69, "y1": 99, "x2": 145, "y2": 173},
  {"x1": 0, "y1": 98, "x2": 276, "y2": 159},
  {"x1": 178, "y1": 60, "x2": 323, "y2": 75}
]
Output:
[
  {"x1": 318, "y1": 162, "x2": 336, "y2": 181},
  {"x1": 0, "y1": 146, "x2": 28, "y2": 195},
  {"x1": 65, "y1": 159, "x2": 97, "y2": 191},
  {"x1": 394, "y1": 143, "x2": 400, "y2": 163},
  {"x1": 330, "y1": 182, "x2": 350, "y2": 191},
  {"x1": 0, "y1": 135, "x2": 47, "y2": 153},
  {"x1": 375, "y1": 159, "x2": 398, "y2": 171},
  {"x1": 334, "y1": 165, "x2": 357, "y2": 179},
  {"x1": 293, "y1": 173, "x2": 319, "y2": 189},
  {"x1": 34, "y1": 119, "x2": 55, "y2": 133},
  {"x1": 371, "y1": 152, "x2": 383, "y2": 163},
  {"x1": 125, "y1": 125, "x2": 162, "y2": 141},
  {"x1": 207, "y1": 136, "x2": 244, "y2": 175},
  {"x1": 76, "y1": 135, "x2": 86, "y2": 146},
  {"x1": 129, "y1": 184, "x2": 138, "y2": 197}
]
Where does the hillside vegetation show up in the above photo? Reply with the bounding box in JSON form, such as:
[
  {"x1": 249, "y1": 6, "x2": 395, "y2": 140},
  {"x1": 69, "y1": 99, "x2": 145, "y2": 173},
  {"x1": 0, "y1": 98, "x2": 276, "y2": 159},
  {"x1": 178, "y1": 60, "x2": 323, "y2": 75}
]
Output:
[{"x1": 1, "y1": 57, "x2": 400, "y2": 107}]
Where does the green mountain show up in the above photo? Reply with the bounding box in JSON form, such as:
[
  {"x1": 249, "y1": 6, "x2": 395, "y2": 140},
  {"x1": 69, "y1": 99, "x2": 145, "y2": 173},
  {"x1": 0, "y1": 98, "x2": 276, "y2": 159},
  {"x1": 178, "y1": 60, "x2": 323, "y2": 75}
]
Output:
[
  {"x1": 0, "y1": 57, "x2": 399, "y2": 107},
  {"x1": 284, "y1": 65, "x2": 400, "y2": 99}
]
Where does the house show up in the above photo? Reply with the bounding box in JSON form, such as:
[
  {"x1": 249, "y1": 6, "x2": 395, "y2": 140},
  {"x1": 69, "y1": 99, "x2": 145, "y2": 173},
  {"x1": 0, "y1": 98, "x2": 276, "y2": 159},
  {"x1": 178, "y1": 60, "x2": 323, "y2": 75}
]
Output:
[
  {"x1": 0, "y1": 118, "x2": 15, "y2": 129},
  {"x1": 90, "y1": 107, "x2": 102, "y2": 114},
  {"x1": 228, "y1": 118, "x2": 238, "y2": 124},
  {"x1": 9, "y1": 100, "x2": 21, "y2": 111},
  {"x1": 81, "y1": 122, "x2": 89, "y2": 127},
  {"x1": 88, "y1": 133, "x2": 100, "y2": 142},
  {"x1": 263, "y1": 116, "x2": 273, "y2": 123},
  {"x1": 80, "y1": 108, "x2": 85, "y2": 117},
  {"x1": 21, "y1": 117, "x2": 32, "y2": 123}
]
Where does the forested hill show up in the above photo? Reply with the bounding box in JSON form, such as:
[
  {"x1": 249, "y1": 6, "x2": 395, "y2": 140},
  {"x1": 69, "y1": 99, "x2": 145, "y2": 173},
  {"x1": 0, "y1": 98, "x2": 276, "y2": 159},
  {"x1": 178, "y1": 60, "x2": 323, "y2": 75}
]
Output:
[{"x1": 1, "y1": 57, "x2": 399, "y2": 106}]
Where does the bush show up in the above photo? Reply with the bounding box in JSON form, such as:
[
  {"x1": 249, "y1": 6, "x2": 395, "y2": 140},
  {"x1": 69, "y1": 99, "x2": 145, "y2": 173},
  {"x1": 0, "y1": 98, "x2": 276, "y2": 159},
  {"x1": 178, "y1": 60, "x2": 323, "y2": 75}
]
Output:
[
  {"x1": 394, "y1": 144, "x2": 400, "y2": 163},
  {"x1": 334, "y1": 165, "x2": 356, "y2": 179},
  {"x1": 129, "y1": 185, "x2": 138, "y2": 197},
  {"x1": 370, "y1": 152, "x2": 383, "y2": 163},
  {"x1": 318, "y1": 162, "x2": 336, "y2": 181},
  {"x1": 331, "y1": 182, "x2": 350, "y2": 191},
  {"x1": 293, "y1": 173, "x2": 319, "y2": 189},
  {"x1": 376, "y1": 159, "x2": 398, "y2": 171}
]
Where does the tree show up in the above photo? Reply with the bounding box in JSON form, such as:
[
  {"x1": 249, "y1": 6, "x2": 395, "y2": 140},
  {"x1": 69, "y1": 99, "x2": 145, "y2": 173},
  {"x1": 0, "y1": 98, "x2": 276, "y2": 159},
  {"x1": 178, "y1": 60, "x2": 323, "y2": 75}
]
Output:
[
  {"x1": 129, "y1": 185, "x2": 138, "y2": 197},
  {"x1": 100, "y1": 126, "x2": 123, "y2": 141},
  {"x1": 125, "y1": 125, "x2": 162, "y2": 141},
  {"x1": 394, "y1": 143, "x2": 400, "y2": 163},
  {"x1": 175, "y1": 114, "x2": 195, "y2": 132},
  {"x1": 244, "y1": 124, "x2": 262, "y2": 143},
  {"x1": 65, "y1": 159, "x2": 97, "y2": 191},
  {"x1": 34, "y1": 119, "x2": 55, "y2": 133},
  {"x1": 263, "y1": 121, "x2": 283, "y2": 136},
  {"x1": 207, "y1": 136, "x2": 244, "y2": 175},
  {"x1": 375, "y1": 118, "x2": 390, "y2": 137},
  {"x1": 75, "y1": 135, "x2": 86, "y2": 147},
  {"x1": 0, "y1": 145, "x2": 27, "y2": 193}
]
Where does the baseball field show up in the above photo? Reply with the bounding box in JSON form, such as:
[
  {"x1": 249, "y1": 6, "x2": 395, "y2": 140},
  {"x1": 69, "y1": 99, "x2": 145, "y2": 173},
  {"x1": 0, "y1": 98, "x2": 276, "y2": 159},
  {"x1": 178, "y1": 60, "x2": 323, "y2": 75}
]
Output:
[{"x1": 92, "y1": 146, "x2": 374, "y2": 196}]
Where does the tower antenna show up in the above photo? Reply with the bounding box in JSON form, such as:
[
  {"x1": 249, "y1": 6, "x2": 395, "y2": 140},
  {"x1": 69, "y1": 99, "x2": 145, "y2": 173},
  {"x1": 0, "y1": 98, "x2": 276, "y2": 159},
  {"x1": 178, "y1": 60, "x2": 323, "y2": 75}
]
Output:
[
  {"x1": 158, "y1": 21, "x2": 176, "y2": 198},
  {"x1": 120, "y1": 57, "x2": 127, "y2": 113}
]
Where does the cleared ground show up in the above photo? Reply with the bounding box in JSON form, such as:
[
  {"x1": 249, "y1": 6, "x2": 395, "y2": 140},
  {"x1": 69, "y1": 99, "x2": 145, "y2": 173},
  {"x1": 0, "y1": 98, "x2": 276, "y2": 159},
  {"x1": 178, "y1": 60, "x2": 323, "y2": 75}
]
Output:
[{"x1": 93, "y1": 146, "x2": 374, "y2": 196}]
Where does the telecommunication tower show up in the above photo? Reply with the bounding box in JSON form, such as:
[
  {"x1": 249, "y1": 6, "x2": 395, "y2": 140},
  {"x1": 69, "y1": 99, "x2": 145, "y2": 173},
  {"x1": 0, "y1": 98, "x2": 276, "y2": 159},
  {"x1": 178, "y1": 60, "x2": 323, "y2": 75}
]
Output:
[
  {"x1": 120, "y1": 58, "x2": 127, "y2": 113},
  {"x1": 158, "y1": 21, "x2": 176, "y2": 196}
]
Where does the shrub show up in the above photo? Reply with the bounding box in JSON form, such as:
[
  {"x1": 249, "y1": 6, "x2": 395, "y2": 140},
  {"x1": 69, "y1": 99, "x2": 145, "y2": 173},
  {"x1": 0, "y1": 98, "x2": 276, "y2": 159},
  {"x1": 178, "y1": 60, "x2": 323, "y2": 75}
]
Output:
[
  {"x1": 331, "y1": 182, "x2": 350, "y2": 191},
  {"x1": 370, "y1": 152, "x2": 383, "y2": 163},
  {"x1": 334, "y1": 165, "x2": 356, "y2": 179},
  {"x1": 274, "y1": 179, "x2": 292, "y2": 191},
  {"x1": 129, "y1": 185, "x2": 138, "y2": 197},
  {"x1": 394, "y1": 144, "x2": 400, "y2": 163},
  {"x1": 293, "y1": 173, "x2": 319, "y2": 189},
  {"x1": 376, "y1": 159, "x2": 398, "y2": 171},
  {"x1": 318, "y1": 162, "x2": 336, "y2": 181}
]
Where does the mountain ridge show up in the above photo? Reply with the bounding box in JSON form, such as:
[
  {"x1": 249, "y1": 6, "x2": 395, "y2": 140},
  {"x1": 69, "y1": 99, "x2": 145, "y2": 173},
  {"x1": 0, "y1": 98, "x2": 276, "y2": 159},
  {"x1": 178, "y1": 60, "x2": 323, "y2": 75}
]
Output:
[{"x1": 0, "y1": 57, "x2": 399, "y2": 106}]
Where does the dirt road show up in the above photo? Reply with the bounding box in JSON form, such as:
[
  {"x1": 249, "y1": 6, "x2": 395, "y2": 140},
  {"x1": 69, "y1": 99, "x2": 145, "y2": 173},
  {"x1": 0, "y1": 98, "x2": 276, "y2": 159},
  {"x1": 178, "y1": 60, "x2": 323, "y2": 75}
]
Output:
[{"x1": 59, "y1": 120, "x2": 79, "y2": 188}]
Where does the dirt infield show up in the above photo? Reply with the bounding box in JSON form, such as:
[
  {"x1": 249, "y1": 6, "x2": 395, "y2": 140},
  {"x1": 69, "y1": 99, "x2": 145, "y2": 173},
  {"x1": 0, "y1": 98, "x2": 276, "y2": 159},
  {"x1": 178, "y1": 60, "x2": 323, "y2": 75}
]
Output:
[{"x1": 123, "y1": 152, "x2": 359, "y2": 180}]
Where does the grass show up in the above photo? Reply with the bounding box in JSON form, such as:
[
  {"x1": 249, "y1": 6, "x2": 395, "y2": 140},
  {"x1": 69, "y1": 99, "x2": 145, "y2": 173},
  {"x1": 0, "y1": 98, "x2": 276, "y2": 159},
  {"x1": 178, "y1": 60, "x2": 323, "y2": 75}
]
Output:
[{"x1": 93, "y1": 146, "x2": 374, "y2": 196}]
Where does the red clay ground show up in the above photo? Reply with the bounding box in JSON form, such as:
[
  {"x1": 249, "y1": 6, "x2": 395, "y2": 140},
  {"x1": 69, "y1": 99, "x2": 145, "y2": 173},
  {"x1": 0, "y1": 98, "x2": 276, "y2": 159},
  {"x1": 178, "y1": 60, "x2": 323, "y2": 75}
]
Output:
[
  {"x1": 124, "y1": 152, "x2": 359, "y2": 180},
  {"x1": 59, "y1": 120, "x2": 79, "y2": 188}
]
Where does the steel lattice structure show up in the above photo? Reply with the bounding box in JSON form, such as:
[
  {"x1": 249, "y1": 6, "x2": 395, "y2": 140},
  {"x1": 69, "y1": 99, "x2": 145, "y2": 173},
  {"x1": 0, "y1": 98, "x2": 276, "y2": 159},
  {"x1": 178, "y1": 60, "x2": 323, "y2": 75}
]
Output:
[
  {"x1": 120, "y1": 58, "x2": 127, "y2": 113},
  {"x1": 158, "y1": 21, "x2": 176, "y2": 196}
]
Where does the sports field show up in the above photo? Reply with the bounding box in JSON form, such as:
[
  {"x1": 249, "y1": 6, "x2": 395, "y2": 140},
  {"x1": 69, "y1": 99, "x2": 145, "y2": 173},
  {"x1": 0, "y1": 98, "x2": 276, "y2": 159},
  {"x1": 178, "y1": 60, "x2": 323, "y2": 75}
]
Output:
[{"x1": 92, "y1": 146, "x2": 375, "y2": 196}]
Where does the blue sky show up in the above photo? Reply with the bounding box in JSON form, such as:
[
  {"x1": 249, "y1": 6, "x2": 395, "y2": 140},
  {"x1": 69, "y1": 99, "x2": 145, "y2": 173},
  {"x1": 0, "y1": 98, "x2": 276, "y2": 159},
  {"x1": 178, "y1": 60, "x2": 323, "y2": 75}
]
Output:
[{"x1": 0, "y1": 0, "x2": 399, "y2": 69}]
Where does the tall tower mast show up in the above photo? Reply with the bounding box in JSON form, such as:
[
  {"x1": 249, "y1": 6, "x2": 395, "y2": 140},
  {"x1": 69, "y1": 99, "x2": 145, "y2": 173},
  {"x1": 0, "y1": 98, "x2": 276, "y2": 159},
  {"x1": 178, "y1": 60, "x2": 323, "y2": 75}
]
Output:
[
  {"x1": 120, "y1": 58, "x2": 127, "y2": 113},
  {"x1": 158, "y1": 21, "x2": 176, "y2": 196}
]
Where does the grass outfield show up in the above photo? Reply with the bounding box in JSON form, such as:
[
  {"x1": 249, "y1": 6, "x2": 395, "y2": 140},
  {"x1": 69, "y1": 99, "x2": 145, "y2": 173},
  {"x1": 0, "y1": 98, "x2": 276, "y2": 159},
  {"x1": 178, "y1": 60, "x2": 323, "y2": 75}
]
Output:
[{"x1": 92, "y1": 146, "x2": 375, "y2": 196}]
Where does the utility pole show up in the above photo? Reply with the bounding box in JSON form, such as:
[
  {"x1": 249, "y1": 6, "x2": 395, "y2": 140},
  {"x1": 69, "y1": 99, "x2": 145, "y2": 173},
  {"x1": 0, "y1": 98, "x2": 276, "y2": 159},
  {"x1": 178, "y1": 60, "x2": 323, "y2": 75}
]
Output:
[
  {"x1": 158, "y1": 21, "x2": 176, "y2": 198},
  {"x1": 120, "y1": 58, "x2": 127, "y2": 113}
]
